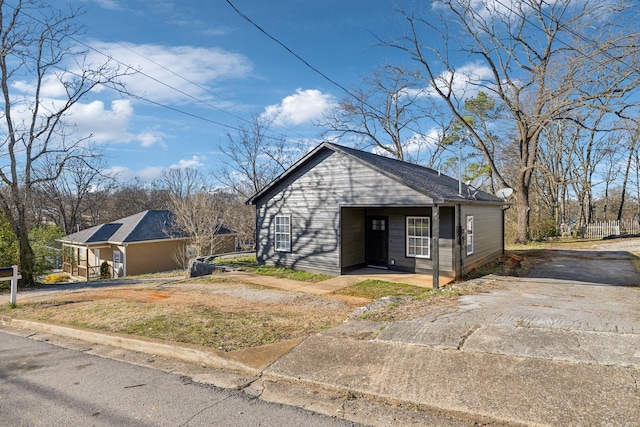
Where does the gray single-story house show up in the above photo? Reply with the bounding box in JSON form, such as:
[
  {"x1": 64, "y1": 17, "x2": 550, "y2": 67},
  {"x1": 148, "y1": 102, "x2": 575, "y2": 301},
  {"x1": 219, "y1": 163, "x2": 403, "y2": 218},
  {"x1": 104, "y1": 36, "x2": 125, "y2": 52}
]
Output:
[{"x1": 247, "y1": 142, "x2": 506, "y2": 284}]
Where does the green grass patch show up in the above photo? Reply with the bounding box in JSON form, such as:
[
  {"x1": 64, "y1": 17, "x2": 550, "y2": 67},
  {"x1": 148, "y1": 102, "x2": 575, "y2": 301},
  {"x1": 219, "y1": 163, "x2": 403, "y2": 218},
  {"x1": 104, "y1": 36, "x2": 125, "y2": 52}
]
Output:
[
  {"x1": 350, "y1": 283, "x2": 503, "y2": 322},
  {"x1": 252, "y1": 266, "x2": 331, "y2": 282},
  {"x1": 220, "y1": 255, "x2": 332, "y2": 283},
  {"x1": 333, "y1": 279, "x2": 432, "y2": 300},
  {"x1": 218, "y1": 255, "x2": 258, "y2": 269}
]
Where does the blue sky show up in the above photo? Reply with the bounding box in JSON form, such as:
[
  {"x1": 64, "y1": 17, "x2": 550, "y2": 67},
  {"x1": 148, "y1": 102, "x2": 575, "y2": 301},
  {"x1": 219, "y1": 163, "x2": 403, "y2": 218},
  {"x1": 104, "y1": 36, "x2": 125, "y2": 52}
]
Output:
[{"x1": 66, "y1": 0, "x2": 419, "y2": 181}]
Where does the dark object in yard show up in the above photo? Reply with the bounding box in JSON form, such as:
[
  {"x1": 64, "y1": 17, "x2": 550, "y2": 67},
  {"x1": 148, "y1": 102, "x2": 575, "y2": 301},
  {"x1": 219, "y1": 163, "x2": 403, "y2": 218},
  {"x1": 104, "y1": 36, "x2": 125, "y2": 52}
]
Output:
[
  {"x1": 188, "y1": 260, "x2": 236, "y2": 278},
  {"x1": 188, "y1": 260, "x2": 217, "y2": 278}
]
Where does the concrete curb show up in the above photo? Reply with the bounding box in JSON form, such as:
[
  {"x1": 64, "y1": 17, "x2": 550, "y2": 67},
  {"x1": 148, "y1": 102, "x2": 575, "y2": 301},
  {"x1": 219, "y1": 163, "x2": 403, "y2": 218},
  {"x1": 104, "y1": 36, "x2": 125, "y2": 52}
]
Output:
[
  {"x1": 0, "y1": 317, "x2": 497, "y2": 426},
  {"x1": 1, "y1": 316, "x2": 263, "y2": 375},
  {"x1": 4, "y1": 314, "x2": 640, "y2": 426}
]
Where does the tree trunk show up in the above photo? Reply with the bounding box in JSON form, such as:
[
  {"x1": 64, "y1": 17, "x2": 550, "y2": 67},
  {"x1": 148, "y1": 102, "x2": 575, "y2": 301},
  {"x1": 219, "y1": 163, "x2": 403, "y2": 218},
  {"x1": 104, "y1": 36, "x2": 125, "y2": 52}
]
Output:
[
  {"x1": 18, "y1": 234, "x2": 35, "y2": 286},
  {"x1": 16, "y1": 211, "x2": 35, "y2": 286},
  {"x1": 618, "y1": 136, "x2": 636, "y2": 221},
  {"x1": 515, "y1": 183, "x2": 531, "y2": 244}
]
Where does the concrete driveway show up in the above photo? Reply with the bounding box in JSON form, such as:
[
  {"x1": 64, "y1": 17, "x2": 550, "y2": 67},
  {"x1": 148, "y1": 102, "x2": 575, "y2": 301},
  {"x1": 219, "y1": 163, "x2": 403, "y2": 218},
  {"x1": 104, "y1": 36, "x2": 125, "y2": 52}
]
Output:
[
  {"x1": 364, "y1": 238, "x2": 640, "y2": 365},
  {"x1": 263, "y1": 239, "x2": 640, "y2": 426}
]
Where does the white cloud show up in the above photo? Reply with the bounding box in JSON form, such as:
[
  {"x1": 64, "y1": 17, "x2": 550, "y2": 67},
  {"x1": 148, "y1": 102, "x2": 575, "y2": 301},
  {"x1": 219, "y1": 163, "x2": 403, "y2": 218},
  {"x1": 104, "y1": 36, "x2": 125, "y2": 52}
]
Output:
[
  {"x1": 370, "y1": 128, "x2": 442, "y2": 161},
  {"x1": 262, "y1": 89, "x2": 336, "y2": 126},
  {"x1": 86, "y1": 42, "x2": 253, "y2": 104},
  {"x1": 169, "y1": 155, "x2": 205, "y2": 169},
  {"x1": 436, "y1": 62, "x2": 495, "y2": 98},
  {"x1": 136, "y1": 166, "x2": 165, "y2": 181},
  {"x1": 202, "y1": 26, "x2": 231, "y2": 36},
  {"x1": 106, "y1": 155, "x2": 206, "y2": 182},
  {"x1": 405, "y1": 128, "x2": 443, "y2": 153},
  {"x1": 11, "y1": 74, "x2": 72, "y2": 99},
  {"x1": 67, "y1": 99, "x2": 165, "y2": 147},
  {"x1": 106, "y1": 165, "x2": 164, "y2": 182},
  {"x1": 405, "y1": 62, "x2": 495, "y2": 101}
]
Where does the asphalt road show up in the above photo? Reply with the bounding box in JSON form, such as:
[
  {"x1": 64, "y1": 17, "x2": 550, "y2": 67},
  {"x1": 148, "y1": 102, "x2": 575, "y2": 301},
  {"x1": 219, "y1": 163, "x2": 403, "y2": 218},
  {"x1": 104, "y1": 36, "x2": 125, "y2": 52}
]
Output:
[{"x1": 0, "y1": 332, "x2": 360, "y2": 427}]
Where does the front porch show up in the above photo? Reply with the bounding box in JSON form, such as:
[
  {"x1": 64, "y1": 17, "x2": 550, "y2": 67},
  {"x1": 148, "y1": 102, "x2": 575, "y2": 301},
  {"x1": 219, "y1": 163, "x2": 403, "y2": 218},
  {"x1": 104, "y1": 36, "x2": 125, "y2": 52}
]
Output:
[
  {"x1": 340, "y1": 206, "x2": 458, "y2": 280},
  {"x1": 61, "y1": 244, "x2": 121, "y2": 282}
]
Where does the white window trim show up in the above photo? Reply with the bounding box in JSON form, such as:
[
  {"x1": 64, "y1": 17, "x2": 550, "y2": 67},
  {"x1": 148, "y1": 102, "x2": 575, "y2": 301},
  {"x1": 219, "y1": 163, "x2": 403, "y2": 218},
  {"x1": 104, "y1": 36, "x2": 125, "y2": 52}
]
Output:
[
  {"x1": 466, "y1": 215, "x2": 474, "y2": 255},
  {"x1": 406, "y1": 216, "x2": 430, "y2": 259},
  {"x1": 274, "y1": 215, "x2": 291, "y2": 252}
]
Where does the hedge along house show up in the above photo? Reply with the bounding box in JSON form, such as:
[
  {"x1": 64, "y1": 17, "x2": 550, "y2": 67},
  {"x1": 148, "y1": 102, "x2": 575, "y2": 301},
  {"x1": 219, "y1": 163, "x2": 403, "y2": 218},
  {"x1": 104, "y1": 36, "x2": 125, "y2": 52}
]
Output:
[
  {"x1": 59, "y1": 210, "x2": 196, "y2": 280},
  {"x1": 247, "y1": 142, "x2": 506, "y2": 286}
]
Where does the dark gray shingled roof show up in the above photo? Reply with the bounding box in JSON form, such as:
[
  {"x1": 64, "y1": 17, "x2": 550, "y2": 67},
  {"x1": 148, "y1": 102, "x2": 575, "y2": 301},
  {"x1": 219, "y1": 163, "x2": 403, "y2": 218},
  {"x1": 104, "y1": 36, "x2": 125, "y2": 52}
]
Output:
[
  {"x1": 60, "y1": 210, "x2": 188, "y2": 245},
  {"x1": 248, "y1": 142, "x2": 504, "y2": 204}
]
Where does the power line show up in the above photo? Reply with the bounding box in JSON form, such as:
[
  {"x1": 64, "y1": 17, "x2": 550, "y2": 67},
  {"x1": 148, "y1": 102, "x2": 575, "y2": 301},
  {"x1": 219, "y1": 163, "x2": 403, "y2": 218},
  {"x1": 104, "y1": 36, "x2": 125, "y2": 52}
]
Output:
[
  {"x1": 224, "y1": 0, "x2": 362, "y2": 103},
  {"x1": 223, "y1": 0, "x2": 436, "y2": 143},
  {"x1": 1, "y1": 1, "x2": 310, "y2": 142}
]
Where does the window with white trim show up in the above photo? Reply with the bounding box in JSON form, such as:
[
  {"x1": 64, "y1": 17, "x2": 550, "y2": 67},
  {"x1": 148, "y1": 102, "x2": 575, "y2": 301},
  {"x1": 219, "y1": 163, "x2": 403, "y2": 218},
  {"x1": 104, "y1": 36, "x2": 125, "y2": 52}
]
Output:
[
  {"x1": 274, "y1": 215, "x2": 291, "y2": 252},
  {"x1": 406, "y1": 216, "x2": 430, "y2": 258},
  {"x1": 466, "y1": 215, "x2": 474, "y2": 255}
]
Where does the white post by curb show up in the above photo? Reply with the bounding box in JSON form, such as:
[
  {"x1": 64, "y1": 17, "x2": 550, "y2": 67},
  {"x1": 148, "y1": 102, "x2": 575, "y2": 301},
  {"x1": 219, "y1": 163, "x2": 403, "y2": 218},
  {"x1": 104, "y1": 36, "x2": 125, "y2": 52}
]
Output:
[{"x1": 1, "y1": 265, "x2": 21, "y2": 305}]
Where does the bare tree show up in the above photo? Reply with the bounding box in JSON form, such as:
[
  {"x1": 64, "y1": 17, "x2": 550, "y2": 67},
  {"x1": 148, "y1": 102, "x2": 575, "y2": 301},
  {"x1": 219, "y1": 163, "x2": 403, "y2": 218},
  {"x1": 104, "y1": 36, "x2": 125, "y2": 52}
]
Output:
[
  {"x1": 617, "y1": 117, "x2": 640, "y2": 221},
  {"x1": 220, "y1": 192, "x2": 256, "y2": 251},
  {"x1": 0, "y1": 1, "x2": 129, "y2": 284},
  {"x1": 33, "y1": 156, "x2": 115, "y2": 234},
  {"x1": 215, "y1": 115, "x2": 303, "y2": 252},
  {"x1": 216, "y1": 115, "x2": 298, "y2": 199},
  {"x1": 536, "y1": 120, "x2": 579, "y2": 234},
  {"x1": 101, "y1": 178, "x2": 168, "y2": 223},
  {"x1": 321, "y1": 64, "x2": 448, "y2": 165},
  {"x1": 160, "y1": 168, "x2": 227, "y2": 260},
  {"x1": 388, "y1": 1, "x2": 640, "y2": 243}
]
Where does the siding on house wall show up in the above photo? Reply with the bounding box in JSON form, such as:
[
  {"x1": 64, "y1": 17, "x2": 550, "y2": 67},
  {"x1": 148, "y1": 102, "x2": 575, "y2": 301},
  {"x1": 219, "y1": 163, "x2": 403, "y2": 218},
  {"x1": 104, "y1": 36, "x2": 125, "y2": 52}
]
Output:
[
  {"x1": 460, "y1": 204, "x2": 504, "y2": 274},
  {"x1": 125, "y1": 240, "x2": 186, "y2": 276},
  {"x1": 257, "y1": 150, "x2": 437, "y2": 275}
]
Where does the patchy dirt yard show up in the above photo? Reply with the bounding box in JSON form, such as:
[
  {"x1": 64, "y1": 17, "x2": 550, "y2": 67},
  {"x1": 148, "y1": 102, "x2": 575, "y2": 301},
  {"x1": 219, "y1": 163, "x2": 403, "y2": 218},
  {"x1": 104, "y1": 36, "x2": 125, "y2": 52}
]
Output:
[
  {"x1": 1, "y1": 277, "x2": 368, "y2": 352},
  {"x1": 4, "y1": 238, "x2": 638, "y2": 352}
]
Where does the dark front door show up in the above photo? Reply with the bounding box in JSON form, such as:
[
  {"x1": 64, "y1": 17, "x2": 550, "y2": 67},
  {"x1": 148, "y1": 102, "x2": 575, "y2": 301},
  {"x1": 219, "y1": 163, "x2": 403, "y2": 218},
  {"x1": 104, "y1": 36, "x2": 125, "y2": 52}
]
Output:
[{"x1": 365, "y1": 216, "x2": 388, "y2": 267}]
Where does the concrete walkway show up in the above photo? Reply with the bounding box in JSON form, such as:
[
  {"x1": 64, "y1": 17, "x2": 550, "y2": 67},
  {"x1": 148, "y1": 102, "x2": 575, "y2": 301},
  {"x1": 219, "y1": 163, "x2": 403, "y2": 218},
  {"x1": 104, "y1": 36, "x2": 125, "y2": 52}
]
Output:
[{"x1": 219, "y1": 268, "x2": 450, "y2": 295}]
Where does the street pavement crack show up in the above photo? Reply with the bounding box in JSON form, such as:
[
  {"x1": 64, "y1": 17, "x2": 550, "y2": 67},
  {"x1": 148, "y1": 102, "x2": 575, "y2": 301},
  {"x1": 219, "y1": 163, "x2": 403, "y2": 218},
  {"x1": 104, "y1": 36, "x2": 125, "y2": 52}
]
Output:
[
  {"x1": 457, "y1": 325, "x2": 480, "y2": 350},
  {"x1": 178, "y1": 395, "x2": 232, "y2": 427},
  {"x1": 243, "y1": 373, "x2": 265, "y2": 399}
]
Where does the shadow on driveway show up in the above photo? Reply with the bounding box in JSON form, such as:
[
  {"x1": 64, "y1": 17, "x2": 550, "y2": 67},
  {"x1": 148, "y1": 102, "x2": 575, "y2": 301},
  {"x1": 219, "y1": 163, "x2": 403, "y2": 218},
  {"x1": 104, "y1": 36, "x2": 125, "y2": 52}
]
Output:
[{"x1": 527, "y1": 249, "x2": 639, "y2": 287}]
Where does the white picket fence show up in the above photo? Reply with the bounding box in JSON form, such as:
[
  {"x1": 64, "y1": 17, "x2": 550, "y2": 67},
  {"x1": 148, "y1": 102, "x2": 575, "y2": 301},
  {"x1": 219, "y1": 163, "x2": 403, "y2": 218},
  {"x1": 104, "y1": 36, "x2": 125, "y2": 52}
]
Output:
[{"x1": 581, "y1": 220, "x2": 640, "y2": 239}]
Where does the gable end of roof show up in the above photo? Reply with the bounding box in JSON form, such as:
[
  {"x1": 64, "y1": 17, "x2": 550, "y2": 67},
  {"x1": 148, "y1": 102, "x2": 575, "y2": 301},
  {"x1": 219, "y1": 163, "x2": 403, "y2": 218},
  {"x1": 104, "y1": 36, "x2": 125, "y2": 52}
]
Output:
[{"x1": 248, "y1": 142, "x2": 503, "y2": 204}]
